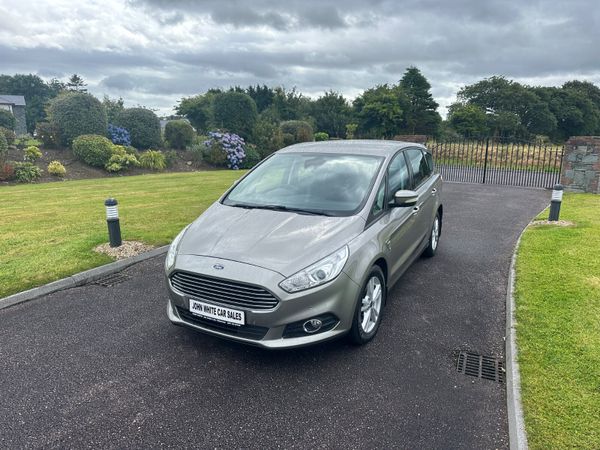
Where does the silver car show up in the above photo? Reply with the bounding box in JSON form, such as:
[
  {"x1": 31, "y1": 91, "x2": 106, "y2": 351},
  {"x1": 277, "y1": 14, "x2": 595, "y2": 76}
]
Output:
[{"x1": 165, "y1": 140, "x2": 443, "y2": 348}]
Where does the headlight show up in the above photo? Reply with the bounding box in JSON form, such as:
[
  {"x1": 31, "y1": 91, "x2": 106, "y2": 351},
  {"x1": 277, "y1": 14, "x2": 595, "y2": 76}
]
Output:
[
  {"x1": 279, "y1": 246, "x2": 349, "y2": 293},
  {"x1": 165, "y1": 225, "x2": 190, "y2": 271}
]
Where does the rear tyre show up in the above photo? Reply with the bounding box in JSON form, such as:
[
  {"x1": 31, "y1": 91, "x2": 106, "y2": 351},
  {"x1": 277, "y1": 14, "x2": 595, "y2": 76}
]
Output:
[
  {"x1": 349, "y1": 266, "x2": 386, "y2": 345},
  {"x1": 423, "y1": 212, "x2": 441, "y2": 258}
]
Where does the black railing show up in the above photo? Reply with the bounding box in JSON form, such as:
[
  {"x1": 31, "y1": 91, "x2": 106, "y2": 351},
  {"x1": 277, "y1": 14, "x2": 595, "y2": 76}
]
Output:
[{"x1": 428, "y1": 137, "x2": 564, "y2": 188}]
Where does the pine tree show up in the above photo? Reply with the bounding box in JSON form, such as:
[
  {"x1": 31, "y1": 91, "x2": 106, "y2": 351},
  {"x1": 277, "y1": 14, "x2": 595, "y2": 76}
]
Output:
[
  {"x1": 399, "y1": 67, "x2": 441, "y2": 135},
  {"x1": 66, "y1": 74, "x2": 87, "y2": 93}
]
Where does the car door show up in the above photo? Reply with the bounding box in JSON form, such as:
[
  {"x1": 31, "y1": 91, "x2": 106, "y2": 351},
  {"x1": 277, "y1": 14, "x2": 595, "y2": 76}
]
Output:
[
  {"x1": 404, "y1": 148, "x2": 437, "y2": 242},
  {"x1": 383, "y1": 150, "x2": 423, "y2": 285}
]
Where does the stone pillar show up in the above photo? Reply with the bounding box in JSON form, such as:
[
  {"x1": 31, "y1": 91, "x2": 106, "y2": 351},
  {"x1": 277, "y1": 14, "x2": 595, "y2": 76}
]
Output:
[{"x1": 561, "y1": 136, "x2": 600, "y2": 193}]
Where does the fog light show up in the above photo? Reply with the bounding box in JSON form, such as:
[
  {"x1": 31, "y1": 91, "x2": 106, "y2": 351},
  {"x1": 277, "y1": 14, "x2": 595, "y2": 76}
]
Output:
[{"x1": 303, "y1": 318, "x2": 323, "y2": 334}]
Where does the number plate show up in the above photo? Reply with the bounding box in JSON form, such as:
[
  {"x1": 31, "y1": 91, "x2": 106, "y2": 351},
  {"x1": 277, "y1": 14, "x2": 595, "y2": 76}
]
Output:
[{"x1": 188, "y1": 299, "x2": 245, "y2": 326}]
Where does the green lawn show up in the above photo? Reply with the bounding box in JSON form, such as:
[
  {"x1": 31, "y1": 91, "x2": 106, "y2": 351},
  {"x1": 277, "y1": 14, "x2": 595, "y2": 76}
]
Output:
[
  {"x1": 0, "y1": 171, "x2": 243, "y2": 298},
  {"x1": 515, "y1": 193, "x2": 600, "y2": 449}
]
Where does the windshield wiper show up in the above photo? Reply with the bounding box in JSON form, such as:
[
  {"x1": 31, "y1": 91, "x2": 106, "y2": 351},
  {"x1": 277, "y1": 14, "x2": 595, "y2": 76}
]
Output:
[{"x1": 228, "y1": 203, "x2": 332, "y2": 216}]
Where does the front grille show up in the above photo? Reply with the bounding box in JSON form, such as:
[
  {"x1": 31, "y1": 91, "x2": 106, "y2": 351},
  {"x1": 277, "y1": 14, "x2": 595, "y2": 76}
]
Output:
[
  {"x1": 170, "y1": 271, "x2": 279, "y2": 310},
  {"x1": 176, "y1": 307, "x2": 269, "y2": 340}
]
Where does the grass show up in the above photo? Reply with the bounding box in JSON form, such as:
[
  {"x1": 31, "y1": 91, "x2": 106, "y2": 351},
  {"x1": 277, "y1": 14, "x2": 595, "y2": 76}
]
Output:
[
  {"x1": 515, "y1": 193, "x2": 600, "y2": 449},
  {"x1": 0, "y1": 170, "x2": 243, "y2": 298}
]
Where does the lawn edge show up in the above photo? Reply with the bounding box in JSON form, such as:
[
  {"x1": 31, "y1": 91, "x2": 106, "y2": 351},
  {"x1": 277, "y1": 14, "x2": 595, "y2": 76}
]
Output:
[
  {"x1": 506, "y1": 206, "x2": 547, "y2": 450},
  {"x1": 0, "y1": 245, "x2": 168, "y2": 311}
]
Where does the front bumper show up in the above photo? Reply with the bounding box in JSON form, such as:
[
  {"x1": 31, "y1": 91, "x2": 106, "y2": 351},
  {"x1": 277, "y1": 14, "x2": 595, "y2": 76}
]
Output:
[{"x1": 166, "y1": 254, "x2": 361, "y2": 349}]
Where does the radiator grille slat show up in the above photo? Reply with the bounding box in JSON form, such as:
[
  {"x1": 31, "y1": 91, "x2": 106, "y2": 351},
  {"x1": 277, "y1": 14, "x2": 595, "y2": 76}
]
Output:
[{"x1": 170, "y1": 271, "x2": 279, "y2": 310}]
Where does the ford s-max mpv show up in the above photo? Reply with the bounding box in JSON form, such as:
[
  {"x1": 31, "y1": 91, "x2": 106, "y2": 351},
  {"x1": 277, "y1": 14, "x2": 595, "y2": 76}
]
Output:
[{"x1": 165, "y1": 140, "x2": 443, "y2": 348}]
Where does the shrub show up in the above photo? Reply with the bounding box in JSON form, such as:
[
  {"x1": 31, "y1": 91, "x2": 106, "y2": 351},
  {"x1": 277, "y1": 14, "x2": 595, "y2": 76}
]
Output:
[
  {"x1": 47, "y1": 160, "x2": 66, "y2": 177},
  {"x1": 0, "y1": 127, "x2": 16, "y2": 146},
  {"x1": 165, "y1": 120, "x2": 195, "y2": 149},
  {"x1": 107, "y1": 124, "x2": 131, "y2": 146},
  {"x1": 280, "y1": 120, "x2": 314, "y2": 144},
  {"x1": 0, "y1": 110, "x2": 16, "y2": 130},
  {"x1": 139, "y1": 150, "x2": 166, "y2": 170},
  {"x1": 13, "y1": 162, "x2": 42, "y2": 183},
  {"x1": 345, "y1": 123, "x2": 358, "y2": 139},
  {"x1": 47, "y1": 92, "x2": 108, "y2": 147},
  {"x1": 164, "y1": 150, "x2": 178, "y2": 168},
  {"x1": 202, "y1": 131, "x2": 246, "y2": 169},
  {"x1": 240, "y1": 144, "x2": 261, "y2": 169},
  {"x1": 114, "y1": 108, "x2": 161, "y2": 149},
  {"x1": 24, "y1": 146, "x2": 42, "y2": 162},
  {"x1": 212, "y1": 92, "x2": 257, "y2": 140},
  {"x1": 35, "y1": 122, "x2": 60, "y2": 147},
  {"x1": 252, "y1": 117, "x2": 284, "y2": 158},
  {"x1": 0, "y1": 132, "x2": 7, "y2": 163},
  {"x1": 15, "y1": 135, "x2": 42, "y2": 150},
  {"x1": 105, "y1": 147, "x2": 140, "y2": 172},
  {"x1": 0, "y1": 162, "x2": 15, "y2": 181},
  {"x1": 314, "y1": 132, "x2": 329, "y2": 141},
  {"x1": 72, "y1": 134, "x2": 114, "y2": 167},
  {"x1": 282, "y1": 132, "x2": 295, "y2": 147}
]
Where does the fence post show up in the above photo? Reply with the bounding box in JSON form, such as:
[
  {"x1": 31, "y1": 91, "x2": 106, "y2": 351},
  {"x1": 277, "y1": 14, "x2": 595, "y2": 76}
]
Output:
[{"x1": 482, "y1": 137, "x2": 490, "y2": 184}]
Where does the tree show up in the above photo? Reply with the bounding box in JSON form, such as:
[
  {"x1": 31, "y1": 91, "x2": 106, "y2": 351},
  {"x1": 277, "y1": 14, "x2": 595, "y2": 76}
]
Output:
[
  {"x1": 447, "y1": 103, "x2": 489, "y2": 137},
  {"x1": 102, "y1": 95, "x2": 125, "y2": 124},
  {"x1": 47, "y1": 92, "x2": 107, "y2": 147},
  {"x1": 399, "y1": 67, "x2": 441, "y2": 135},
  {"x1": 0, "y1": 110, "x2": 16, "y2": 130},
  {"x1": 268, "y1": 87, "x2": 313, "y2": 121},
  {"x1": 212, "y1": 91, "x2": 258, "y2": 139},
  {"x1": 0, "y1": 74, "x2": 63, "y2": 133},
  {"x1": 176, "y1": 90, "x2": 220, "y2": 133},
  {"x1": 245, "y1": 84, "x2": 275, "y2": 112},
  {"x1": 353, "y1": 84, "x2": 408, "y2": 138},
  {"x1": 311, "y1": 91, "x2": 351, "y2": 138},
  {"x1": 66, "y1": 74, "x2": 87, "y2": 93}
]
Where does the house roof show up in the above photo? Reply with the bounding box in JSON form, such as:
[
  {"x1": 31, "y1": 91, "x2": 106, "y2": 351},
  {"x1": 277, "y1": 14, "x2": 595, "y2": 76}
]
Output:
[{"x1": 0, "y1": 95, "x2": 26, "y2": 106}]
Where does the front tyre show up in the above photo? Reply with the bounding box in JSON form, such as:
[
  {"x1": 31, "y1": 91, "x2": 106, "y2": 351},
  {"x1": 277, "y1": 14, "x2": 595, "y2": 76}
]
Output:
[
  {"x1": 349, "y1": 266, "x2": 386, "y2": 345},
  {"x1": 423, "y1": 212, "x2": 441, "y2": 257}
]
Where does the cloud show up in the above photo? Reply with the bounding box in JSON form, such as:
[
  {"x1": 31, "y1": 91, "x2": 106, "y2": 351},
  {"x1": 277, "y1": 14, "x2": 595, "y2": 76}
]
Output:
[{"x1": 0, "y1": 0, "x2": 598, "y2": 116}]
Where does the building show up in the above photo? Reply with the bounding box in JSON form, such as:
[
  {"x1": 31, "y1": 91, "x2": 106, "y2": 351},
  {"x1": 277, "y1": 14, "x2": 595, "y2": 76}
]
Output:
[{"x1": 0, "y1": 95, "x2": 27, "y2": 135}]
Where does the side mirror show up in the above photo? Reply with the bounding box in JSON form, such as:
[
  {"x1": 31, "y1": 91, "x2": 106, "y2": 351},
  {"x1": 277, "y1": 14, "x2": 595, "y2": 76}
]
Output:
[{"x1": 393, "y1": 190, "x2": 418, "y2": 207}]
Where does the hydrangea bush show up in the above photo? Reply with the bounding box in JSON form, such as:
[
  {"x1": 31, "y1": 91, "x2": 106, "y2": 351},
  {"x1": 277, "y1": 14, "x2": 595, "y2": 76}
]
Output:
[
  {"x1": 108, "y1": 124, "x2": 131, "y2": 146},
  {"x1": 203, "y1": 131, "x2": 246, "y2": 169}
]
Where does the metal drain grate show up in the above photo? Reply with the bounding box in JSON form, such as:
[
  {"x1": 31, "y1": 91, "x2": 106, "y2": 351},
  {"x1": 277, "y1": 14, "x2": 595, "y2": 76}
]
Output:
[
  {"x1": 456, "y1": 351, "x2": 505, "y2": 383},
  {"x1": 93, "y1": 273, "x2": 131, "y2": 287}
]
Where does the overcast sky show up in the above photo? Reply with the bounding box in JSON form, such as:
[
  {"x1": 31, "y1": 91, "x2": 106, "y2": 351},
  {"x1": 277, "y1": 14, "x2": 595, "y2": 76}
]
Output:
[{"x1": 1, "y1": 0, "x2": 598, "y2": 117}]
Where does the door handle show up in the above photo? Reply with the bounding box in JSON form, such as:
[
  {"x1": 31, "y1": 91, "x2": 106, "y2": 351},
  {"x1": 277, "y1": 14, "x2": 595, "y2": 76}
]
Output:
[
  {"x1": 412, "y1": 205, "x2": 420, "y2": 215},
  {"x1": 431, "y1": 188, "x2": 437, "y2": 195}
]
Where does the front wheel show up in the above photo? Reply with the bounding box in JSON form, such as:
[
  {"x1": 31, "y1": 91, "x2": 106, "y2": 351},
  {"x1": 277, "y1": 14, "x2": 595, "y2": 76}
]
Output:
[
  {"x1": 349, "y1": 266, "x2": 386, "y2": 345},
  {"x1": 423, "y1": 212, "x2": 441, "y2": 257}
]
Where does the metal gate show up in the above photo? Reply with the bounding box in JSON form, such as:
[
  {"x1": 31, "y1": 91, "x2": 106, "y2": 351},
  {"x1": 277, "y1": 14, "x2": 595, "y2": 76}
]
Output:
[{"x1": 429, "y1": 137, "x2": 564, "y2": 188}]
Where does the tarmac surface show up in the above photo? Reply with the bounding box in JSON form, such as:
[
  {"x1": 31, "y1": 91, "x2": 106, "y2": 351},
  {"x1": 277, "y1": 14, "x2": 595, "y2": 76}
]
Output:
[{"x1": 0, "y1": 182, "x2": 549, "y2": 449}]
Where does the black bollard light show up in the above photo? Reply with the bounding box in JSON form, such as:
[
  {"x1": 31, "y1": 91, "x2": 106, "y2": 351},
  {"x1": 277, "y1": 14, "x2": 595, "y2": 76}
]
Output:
[
  {"x1": 104, "y1": 198, "x2": 122, "y2": 247},
  {"x1": 548, "y1": 184, "x2": 563, "y2": 221}
]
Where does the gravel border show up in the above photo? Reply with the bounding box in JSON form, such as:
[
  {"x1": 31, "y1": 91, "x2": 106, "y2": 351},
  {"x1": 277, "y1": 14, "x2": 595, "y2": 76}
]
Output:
[{"x1": 0, "y1": 245, "x2": 168, "y2": 311}]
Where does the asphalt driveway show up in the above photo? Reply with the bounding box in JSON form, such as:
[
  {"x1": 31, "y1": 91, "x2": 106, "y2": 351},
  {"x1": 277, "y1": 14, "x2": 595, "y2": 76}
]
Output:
[{"x1": 0, "y1": 183, "x2": 549, "y2": 449}]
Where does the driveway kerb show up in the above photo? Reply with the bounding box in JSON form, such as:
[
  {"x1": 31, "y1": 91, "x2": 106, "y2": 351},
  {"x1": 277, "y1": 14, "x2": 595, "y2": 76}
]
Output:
[
  {"x1": 506, "y1": 205, "x2": 548, "y2": 450},
  {"x1": 0, "y1": 245, "x2": 168, "y2": 311}
]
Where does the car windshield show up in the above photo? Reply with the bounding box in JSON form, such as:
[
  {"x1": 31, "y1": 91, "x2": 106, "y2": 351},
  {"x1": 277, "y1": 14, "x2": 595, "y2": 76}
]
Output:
[{"x1": 223, "y1": 152, "x2": 384, "y2": 216}]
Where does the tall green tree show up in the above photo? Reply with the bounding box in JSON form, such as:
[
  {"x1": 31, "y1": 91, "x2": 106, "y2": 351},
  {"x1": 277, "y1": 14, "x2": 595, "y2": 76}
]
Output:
[
  {"x1": 311, "y1": 90, "x2": 351, "y2": 138},
  {"x1": 245, "y1": 85, "x2": 275, "y2": 112},
  {"x1": 0, "y1": 74, "x2": 63, "y2": 133},
  {"x1": 102, "y1": 95, "x2": 125, "y2": 124},
  {"x1": 353, "y1": 84, "x2": 408, "y2": 138},
  {"x1": 212, "y1": 91, "x2": 258, "y2": 139},
  {"x1": 399, "y1": 67, "x2": 441, "y2": 135},
  {"x1": 447, "y1": 103, "x2": 489, "y2": 137},
  {"x1": 176, "y1": 90, "x2": 221, "y2": 133},
  {"x1": 66, "y1": 74, "x2": 87, "y2": 92}
]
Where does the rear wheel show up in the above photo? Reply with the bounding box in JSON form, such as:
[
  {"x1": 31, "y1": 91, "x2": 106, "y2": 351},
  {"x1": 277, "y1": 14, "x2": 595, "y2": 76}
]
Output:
[
  {"x1": 423, "y1": 212, "x2": 440, "y2": 257},
  {"x1": 349, "y1": 266, "x2": 386, "y2": 345}
]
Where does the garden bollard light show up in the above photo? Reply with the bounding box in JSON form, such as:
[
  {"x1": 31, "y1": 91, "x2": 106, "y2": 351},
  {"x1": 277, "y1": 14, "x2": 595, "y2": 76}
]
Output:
[
  {"x1": 549, "y1": 184, "x2": 563, "y2": 221},
  {"x1": 105, "y1": 198, "x2": 122, "y2": 247}
]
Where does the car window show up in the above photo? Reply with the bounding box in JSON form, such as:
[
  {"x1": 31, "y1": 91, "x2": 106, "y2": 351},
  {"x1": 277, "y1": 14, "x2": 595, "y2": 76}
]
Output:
[
  {"x1": 371, "y1": 179, "x2": 386, "y2": 216},
  {"x1": 405, "y1": 148, "x2": 430, "y2": 188},
  {"x1": 387, "y1": 152, "x2": 410, "y2": 201},
  {"x1": 424, "y1": 151, "x2": 434, "y2": 174}
]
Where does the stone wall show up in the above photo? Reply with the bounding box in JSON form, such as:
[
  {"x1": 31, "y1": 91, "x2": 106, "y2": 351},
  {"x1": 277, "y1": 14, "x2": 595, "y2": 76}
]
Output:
[
  {"x1": 392, "y1": 134, "x2": 428, "y2": 144},
  {"x1": 561, "y1": 136, "x2": 600, "y2": 193}
]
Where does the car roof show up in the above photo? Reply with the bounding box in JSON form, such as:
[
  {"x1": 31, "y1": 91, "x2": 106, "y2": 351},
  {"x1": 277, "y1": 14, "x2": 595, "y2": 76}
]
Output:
[{"x1": 276, "y1": 140, "x2": 426, "y2": 157}]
